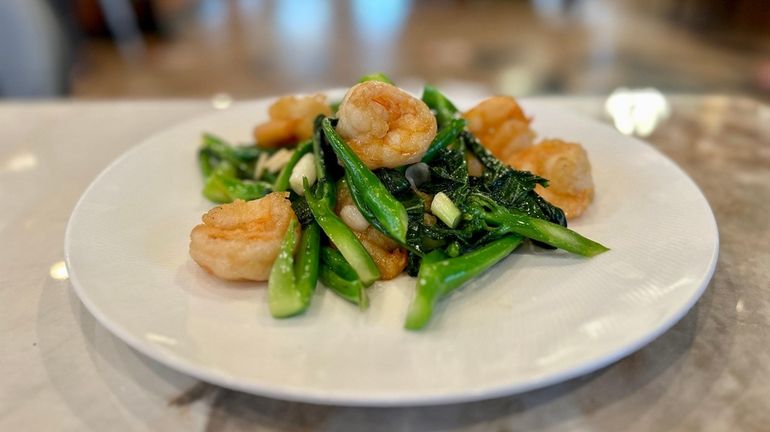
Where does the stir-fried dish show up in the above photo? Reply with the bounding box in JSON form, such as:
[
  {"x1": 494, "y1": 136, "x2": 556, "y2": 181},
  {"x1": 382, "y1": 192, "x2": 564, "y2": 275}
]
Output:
[{"x1": 189, "y1": 74, "x2": 608, "y2": 330}]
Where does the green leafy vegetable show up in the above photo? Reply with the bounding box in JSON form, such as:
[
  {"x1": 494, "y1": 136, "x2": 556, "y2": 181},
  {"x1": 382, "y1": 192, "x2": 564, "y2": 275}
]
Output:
[
  {"x1": 463, "y1": 131, "x2": 567, "y2": 227},
  {"x1": 420, "y1": 144, "x2": 469, "y2": 200}
]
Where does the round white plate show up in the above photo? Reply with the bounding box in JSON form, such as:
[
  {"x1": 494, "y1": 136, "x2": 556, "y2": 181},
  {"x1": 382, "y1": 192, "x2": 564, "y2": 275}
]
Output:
[{"x1": 65, "y1": 95, "x2": 718, "y2": 406}]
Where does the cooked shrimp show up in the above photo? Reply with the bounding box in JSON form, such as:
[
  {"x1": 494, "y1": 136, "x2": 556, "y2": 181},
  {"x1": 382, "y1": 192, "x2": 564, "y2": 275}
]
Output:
[
  {"x1": 336, "y1": 81, "x2": 437, "y2": 169},
  {"x1": 189, "y1": 192, "x2": 300, "y2": 281},
  {"x1": 335, "y1": 181, "x2": 407, "y2": 280},
  {"x1": 508, "y1": 139, "x2": 594, "y2": 219},
  {"x1": 464, "y1": 96, "x2": 536, "y2": 162},
  {"x1": 253, "y1": 94, "x2": 331, "y2": 148},
  {"x1": 353, "y1": 226, "x2": 408, "y2": 280}
]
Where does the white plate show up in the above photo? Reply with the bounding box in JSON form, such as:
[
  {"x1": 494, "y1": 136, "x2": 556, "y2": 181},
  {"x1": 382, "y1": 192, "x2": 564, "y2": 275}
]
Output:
[{"x1": 65, "y1": 95, "x2": 718, "y2": 406}]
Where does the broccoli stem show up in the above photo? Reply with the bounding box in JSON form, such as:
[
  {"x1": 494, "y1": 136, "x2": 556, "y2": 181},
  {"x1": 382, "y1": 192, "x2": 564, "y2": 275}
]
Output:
[
  {"x1": 273, "y1": 140, "x2": 312, "y2": 192},
  {"x1": 405, "y1": 235, "x2": 523, "y2": 330},
  {"x1": 321, "y1": 118, "x2": 408, "y2": 243}
]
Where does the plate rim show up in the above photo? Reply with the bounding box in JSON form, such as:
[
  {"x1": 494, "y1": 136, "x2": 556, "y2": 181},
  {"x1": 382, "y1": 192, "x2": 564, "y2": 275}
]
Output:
[{"x1": 64, "y1": 96, "x2": 719, "y2": 406}]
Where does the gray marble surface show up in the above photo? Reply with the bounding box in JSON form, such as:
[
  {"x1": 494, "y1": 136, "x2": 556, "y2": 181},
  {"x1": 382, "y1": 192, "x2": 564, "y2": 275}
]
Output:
[{"x1": 1, "y1": 96, "x2": 768, "y2": 431}]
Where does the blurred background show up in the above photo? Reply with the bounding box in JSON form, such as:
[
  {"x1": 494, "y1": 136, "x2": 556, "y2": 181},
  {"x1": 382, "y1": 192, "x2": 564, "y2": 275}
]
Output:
[{"x1": 0, "y1": 0, "x2": 768, "y2": 100}]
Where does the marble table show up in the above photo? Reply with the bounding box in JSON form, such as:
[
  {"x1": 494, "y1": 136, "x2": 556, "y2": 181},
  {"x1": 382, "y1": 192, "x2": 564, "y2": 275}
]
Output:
[{"x1": 2, "y1": 96, "x2": 768, "y2": 431}]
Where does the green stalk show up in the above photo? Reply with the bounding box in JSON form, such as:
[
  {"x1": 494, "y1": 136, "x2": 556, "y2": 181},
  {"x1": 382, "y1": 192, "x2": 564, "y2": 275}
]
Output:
[
  {"x1": 304, "y1": 178, "x2": 380, "y2": 286},
  {"x1": 405, "y1": 235, "x2": 524, "y2": 330},
  {"x1": 470, "y1": 193, "x2": 609, "y2": 257},
  {"x1": 421, "y1": 118, "x2": 466, "y2": 163},
  {"x1": 319, "y1": 265, "x2": 368, "y2": 309},
  {"x1": 273, "y1": 140, "x2": 313, "y2": 192},
  {"x1": 421, "y1": 85, "x2": 459, "y2": 130},
  {"x1": 294, "y1": 223, "x2": 321, "y2": 306},
  {"x1": 320, "y1": 247, "x2": 359, "y2": 281},
  {"x1": 268, "y1": 220, "x2": 321, "y2": 318},
  {"x1": 321, "y1": 118, "x2": 408, "y2": 243},
  {"x1": 500, "y1": 214, "x2": 608, "y2": 257},
  {"x1": 303, "y1": 115, "x2": 379, "y2": 285},
  {"x1": 319, "y1": 247, "x2": 369, "y2": 309},
  {"x1": 268, "y1": 219, "x2": 304, "y2": 317},
  {"x1": 311, "y1": 115, "x2": 335, "y2": 203}
]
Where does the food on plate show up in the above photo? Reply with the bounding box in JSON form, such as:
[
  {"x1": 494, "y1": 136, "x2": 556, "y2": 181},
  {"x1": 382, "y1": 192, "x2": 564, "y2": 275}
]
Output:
[
  {"x1": 253, "y1": 94, "x2": 332, "y2": 148},
  {"x1": 509, "y1": 139, "x2": 594, "y2": 218},
  {"x1": 335, "y1": 181, "x2": 408, "y2": 280},
  {"x1": 336, "y1": 81, "x2": 437, "y2": 169},
  {"x1": 190, "y1": 74, "x2": 608, "y2": 329},
  {"x1": 463, "y1": 96, "x2": 595, "y2": 218},
  {"x1": 463, "y1": 95, "x2": 535, "y2": 162},
  {"x1": 189, "y1": 192, "x2": 299, "y2": 281}
]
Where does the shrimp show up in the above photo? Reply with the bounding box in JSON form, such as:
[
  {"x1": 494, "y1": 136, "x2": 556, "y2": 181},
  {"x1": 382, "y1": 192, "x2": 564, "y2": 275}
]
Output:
[
  {"x1": 507, "y1": 139, "x2": 594, "y2": 219},
  {"x1": 336, "y1": 81, "x2": 437, "y2": 169},
  {"x1": 189, "y1": 192, "x2": 300, "y2": 281},
  {"x1": 353, "y1": 226, "x2": 408, "y2": 280},
  {"x1": 463, "y1": 96, "x2": 536, "y2": 162},
  {"x1": 253, "y1": 94, "x2": 331, "y2": 148},
  {"x1": 335, "y1": 181, "x2": 407, "y2": 280}
]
